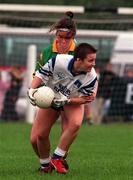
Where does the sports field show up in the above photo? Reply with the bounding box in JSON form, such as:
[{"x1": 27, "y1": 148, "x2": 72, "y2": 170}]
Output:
[{"x1": 0, "y1": 122, "x2": 133, "y2": 180}]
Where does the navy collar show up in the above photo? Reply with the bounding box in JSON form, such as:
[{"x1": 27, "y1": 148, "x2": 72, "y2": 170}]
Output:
[
  {"x1": 68, "y1": 58, "x2": 87, "y2": 76},
  {"x1": 68, "y1": 58, "x2": 75, "y2": 75}
]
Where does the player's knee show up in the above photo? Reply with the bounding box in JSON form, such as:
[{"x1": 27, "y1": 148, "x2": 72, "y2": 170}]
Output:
[
  {"x1": 70, "y1": 122, "x2": 81, "y2": 134},
  {"x1": 30, "y1": 134, "x2": 37, "y2": 146},
  {"x1": 37, "y1": 133, "x2": 49, "y2": 142}
]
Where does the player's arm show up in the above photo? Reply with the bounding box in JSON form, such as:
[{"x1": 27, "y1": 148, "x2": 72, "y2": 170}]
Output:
[
  {"x1": 31, "y1": 62, "x2": 51, "y2": 89},
  {"x1": 51, "y1": 91, "x2": 96, "y2": 110},
  {"x1": 30, "y1": 76, "x2": 43, "y2": 89},
  {"x1": 68, "y1": 95, "x2": 94, "y2": 105},
  {"x1": 35, "y1": 46, "x2": 51, "y2": 71},
  {"x1": 28, "y1": 58, "x2": 54, "y2": 105},
  {"x1": 52, "y1": 80, "x2": 98, "y2": 110},
  {"x1": 68, "y1": 79, "x2": 98, "y2": 105}
]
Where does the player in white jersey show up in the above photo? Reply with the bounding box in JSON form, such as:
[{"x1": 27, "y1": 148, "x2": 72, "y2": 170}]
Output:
[
  {"x1": 28, "y1": 43, "x2": 98, "y2": 174},
  {"x1": 36, "y1": 54, "x2": 97, "y2": 99}
]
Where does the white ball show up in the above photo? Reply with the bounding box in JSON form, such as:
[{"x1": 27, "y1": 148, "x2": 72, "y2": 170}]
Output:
[{"x1": 33, "y1": 86, "x2": 55, "y2": 108}]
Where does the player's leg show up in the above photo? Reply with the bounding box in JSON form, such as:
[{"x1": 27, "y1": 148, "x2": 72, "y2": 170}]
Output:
[
  {"x1": 60, "y1": 112, "x2": 69, "y2": 135},
  {"x1": 58, "y1": 104, "x2": 84, "y2": 151},
  {"x1": 51, "y1": 104, "x2": 84, "y2": 173},
  {"x1": 30, "y1": 108, "x2": 59, "y2": 172},
  {"x1": 60, "y1": 112, "x2": 69, "y2": 169},
  {"x1": 31, "y1": 108, "x2": 59, "y2": 158}
]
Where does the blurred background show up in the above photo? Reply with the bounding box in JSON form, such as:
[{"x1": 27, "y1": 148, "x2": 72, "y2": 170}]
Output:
[{"x1": 0, "y1": 0, "x2": 133, "y2": 124}]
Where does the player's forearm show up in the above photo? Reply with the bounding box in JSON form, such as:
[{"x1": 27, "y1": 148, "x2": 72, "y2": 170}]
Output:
[
  {"x1": 69, "y1": 94, "x2": 96, "y2": 105},
  {"x1": 31, "y1": 76, "x2": 43, "y2": 89}
]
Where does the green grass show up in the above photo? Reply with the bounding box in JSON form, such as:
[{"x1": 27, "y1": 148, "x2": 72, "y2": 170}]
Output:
[{"x1": 0, "y1": 122, "x2": 133, "y2": 180}]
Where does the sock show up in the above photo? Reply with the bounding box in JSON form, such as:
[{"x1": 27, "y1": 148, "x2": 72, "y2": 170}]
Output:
[
  {"x1": 53, "y1": 147, "x2": 66, "y2": 159},
  {"x1": 40, "y1": 157, "x2": 50, "y2": 168}
]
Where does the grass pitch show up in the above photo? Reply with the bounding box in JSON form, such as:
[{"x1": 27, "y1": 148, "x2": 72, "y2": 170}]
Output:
[{"x1": 0, "y1": 122, "x2": 133, "y2": 180}]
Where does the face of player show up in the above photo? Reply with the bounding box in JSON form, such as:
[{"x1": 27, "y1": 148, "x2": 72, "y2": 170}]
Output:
[
  {"x1": 75, "y1": 53, "x2": 96, "y2": 73},
  {"x1": 56, "y1": 31, "x2": 73, "y2": 51}
]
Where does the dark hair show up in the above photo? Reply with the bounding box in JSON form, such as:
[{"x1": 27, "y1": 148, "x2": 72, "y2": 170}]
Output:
[
  {"x1": 74, "y1": 43, "x2": 97, "y2": 60},
  {"x1": 49, "y1": 11, "x2": 76, "y2": 37}
]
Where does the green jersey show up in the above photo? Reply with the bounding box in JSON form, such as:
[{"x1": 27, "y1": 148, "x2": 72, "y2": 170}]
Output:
[{"x1": 35, "y1": 40, "x2": 76, "y2": 71}]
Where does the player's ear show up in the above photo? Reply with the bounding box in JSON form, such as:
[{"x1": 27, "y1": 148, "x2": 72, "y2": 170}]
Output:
[
  {"x1": 76, "y1": 58, "x2": 80, "y2": 61},
  {"x1": 77, "y1": 58, "x2": 83, "y2": 63}
]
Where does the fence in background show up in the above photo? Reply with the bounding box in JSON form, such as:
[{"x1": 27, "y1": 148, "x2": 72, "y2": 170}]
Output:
[{"x1": 0, "y1": 27, "x2": 133, "y2": 123}]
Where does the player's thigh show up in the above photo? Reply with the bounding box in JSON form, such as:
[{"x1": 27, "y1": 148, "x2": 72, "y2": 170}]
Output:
[
  {"x1": 31, "y1": 108, "x2": 59, "y2": 136},
  {"x1": 63, "y1": 105, "x2": 84, "y2": 126},
  {"x1": 60, "y1": 112, "x2": 69, "y2": 132}
]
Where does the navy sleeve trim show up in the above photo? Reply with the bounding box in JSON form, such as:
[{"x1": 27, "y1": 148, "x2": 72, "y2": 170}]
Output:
[
  {"x1": 79, "y1": 77, "x2": 97, "y2": 95},
  {"x1": 51, "y1": 57, "x2": 56, "y2": 71},
  {"x1": 39, "y1": 68, "x2": 53, "y2": 77}
]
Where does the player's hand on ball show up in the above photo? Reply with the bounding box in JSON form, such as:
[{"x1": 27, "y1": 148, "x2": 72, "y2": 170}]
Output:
[
  {"x1": 27, "y1": 88, "x2": 38, "y2": 106},
  {"x1": 51, "y1": 92, "x2": 70, "y2": 110}
]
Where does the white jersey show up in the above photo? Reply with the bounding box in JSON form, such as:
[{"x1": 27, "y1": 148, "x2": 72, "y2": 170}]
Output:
[{"x1": 36, "y1": 54, "x2": 98, "y2": 98}]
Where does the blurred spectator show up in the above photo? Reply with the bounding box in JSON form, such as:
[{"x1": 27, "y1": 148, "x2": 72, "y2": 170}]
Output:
[
  {"x1": 0, "y1": 72, "x2": 10, "y2": 115},
  {"x1": 0, "y1": 67, "x2": 23, "y2": 121},
  {"x1": 108, "y1": 68, "x2": 133, "y2": 122},
  {"x1": 125, "y1": 68, "x2": 133, "y2": 78},
  {"x1": 93, "y1": 63, "x2": 117, "y2": 124}
]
